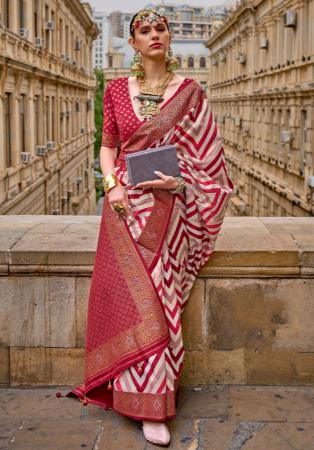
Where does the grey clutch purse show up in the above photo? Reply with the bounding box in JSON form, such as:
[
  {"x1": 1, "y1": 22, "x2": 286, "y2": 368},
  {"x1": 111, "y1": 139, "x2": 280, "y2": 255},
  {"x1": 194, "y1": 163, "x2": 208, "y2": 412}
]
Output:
[{"x1": 125, "y1": 144, "x2": 181, "y2": 186}]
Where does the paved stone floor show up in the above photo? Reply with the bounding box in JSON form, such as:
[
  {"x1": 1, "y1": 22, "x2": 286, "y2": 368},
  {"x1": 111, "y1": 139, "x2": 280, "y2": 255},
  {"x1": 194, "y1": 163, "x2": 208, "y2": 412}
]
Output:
[{"x1": 1, "y1": 385, "x2": 314, "y2": 449}]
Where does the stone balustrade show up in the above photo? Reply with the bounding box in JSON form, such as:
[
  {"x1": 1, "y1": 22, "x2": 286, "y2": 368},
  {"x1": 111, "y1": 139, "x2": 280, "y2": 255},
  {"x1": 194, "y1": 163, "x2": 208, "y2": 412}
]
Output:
[{"x1": 0, "y1": 215, "x2": 313, "y2": 387}]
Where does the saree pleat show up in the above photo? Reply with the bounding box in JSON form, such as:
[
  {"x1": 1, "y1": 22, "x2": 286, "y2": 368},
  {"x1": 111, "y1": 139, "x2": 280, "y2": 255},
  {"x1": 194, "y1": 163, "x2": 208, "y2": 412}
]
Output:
[{"x1": 66, "y1": 77, "x2": 234, "y2": 421}]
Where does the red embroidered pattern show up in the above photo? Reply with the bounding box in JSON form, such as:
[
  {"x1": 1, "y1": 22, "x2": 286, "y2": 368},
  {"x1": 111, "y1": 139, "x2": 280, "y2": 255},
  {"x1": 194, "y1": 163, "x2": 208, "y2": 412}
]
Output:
[{"x1": 102, "y1": 77, "x2": 193, "y2": 148}]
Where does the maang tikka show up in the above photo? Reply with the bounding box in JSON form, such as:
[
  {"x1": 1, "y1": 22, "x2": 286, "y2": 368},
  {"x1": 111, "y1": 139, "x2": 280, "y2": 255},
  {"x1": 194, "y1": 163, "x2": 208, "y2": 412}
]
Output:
[{"x1": 130, "y1": 50, "x2": 145, "y2": 77}]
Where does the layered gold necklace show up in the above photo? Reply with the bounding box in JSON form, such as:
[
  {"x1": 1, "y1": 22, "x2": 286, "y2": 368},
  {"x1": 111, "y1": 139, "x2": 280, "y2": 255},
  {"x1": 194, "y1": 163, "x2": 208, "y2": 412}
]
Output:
[{"x1": 135, "y1": 72, "x2": 173, "y2": 121}]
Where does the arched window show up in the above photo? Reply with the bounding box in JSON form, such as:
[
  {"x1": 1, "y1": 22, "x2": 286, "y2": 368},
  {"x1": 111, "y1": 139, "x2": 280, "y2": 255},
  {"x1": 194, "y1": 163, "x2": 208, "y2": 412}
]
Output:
[
  {"x1": 176, "y1": 56, "x2": 182, "y2": 68},
  {"x1": 200, "y1": 57, "x2": 206, "y2": 68},
  {"x1": 188, "y1": 56, "x2": 194, "y2": 68}
]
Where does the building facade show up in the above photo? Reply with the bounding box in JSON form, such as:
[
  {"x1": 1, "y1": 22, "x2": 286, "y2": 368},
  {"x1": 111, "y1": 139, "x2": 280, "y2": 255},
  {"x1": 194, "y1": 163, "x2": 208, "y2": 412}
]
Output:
[
  {"x1": 206, "y1": 0, "x2": 314, "y2": 217},
  {"x1": 0, "y1": 0, "x2": 98, "y2": 215},
  {"x1": 92, "y1": 11, "x2": 109, "y2": 70},
  {"x1": 108, "y1": 11, "x2": 134, "y2": 40},
  {"x1": 147, "y1": 2, "x2": 212, "y2": 40}
]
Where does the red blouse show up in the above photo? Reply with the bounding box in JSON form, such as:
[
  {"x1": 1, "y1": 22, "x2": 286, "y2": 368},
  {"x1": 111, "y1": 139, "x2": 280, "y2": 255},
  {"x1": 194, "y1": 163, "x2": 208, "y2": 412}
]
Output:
[{"x1": 101, "y1": 76, "x2": 192, "y2": 148}]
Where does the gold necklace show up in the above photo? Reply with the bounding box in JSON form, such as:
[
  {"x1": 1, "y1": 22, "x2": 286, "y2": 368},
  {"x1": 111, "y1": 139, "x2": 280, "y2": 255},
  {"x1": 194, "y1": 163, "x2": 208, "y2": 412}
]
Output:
[
  {"x1": 135, "y1": 72, "x2": 174, "y2": 121},
  {"x1": 138, "y1": 72, "x2": 173, "y2": 95}
]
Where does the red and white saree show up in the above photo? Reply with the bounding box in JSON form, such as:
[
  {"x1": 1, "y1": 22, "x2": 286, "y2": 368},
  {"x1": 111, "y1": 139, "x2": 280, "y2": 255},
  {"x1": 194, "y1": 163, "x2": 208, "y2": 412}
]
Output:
[{"x1": 66, "y1": 77, "x2": 234, "y2": 421}]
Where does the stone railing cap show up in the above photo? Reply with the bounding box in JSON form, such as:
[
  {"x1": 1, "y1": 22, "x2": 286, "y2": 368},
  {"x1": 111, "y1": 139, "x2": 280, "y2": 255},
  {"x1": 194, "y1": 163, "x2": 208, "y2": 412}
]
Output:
[{"x1": 0, "y1": 216, "x2": 313, "y2": 276}]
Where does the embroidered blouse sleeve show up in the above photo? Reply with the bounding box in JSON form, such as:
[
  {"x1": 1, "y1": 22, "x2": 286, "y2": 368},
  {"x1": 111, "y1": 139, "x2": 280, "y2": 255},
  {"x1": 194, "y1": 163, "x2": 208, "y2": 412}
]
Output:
[{"x1": 101, "y1": 83, "x2": 120, "y2": 148}]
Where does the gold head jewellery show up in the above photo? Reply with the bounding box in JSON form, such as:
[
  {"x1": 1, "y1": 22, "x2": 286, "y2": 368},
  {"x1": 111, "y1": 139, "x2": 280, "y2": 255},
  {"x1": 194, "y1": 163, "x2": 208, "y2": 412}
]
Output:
[{"x1": 131, "y1": 9, "x2": 169, "y2": 34}]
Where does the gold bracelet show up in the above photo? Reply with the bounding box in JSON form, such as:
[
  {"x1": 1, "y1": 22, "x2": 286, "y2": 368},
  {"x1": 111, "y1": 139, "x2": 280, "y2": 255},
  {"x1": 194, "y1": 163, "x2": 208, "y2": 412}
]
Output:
[
  {"x1": 102, "y1": 172, "x2": 118, "y2": 193},
  {"x1": 169, "y1": 175, "x2": 186, "y2": 194}
]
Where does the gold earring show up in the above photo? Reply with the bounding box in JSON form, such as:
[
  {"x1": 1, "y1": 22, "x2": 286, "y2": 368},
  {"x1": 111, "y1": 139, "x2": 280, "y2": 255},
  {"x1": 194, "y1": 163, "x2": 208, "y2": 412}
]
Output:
[
  {"x1": 130, "y1": 49, "x2": 145, "y2": 77},
  {"x1": 166, "y1": 46, "x2": 179, "y2": 72}
]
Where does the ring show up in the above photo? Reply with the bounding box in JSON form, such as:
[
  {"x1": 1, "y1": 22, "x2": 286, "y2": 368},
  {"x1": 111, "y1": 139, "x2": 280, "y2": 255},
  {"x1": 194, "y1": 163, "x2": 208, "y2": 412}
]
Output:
[{"x1": 113, "y1": 202, "x2": 125, "y2": 214}]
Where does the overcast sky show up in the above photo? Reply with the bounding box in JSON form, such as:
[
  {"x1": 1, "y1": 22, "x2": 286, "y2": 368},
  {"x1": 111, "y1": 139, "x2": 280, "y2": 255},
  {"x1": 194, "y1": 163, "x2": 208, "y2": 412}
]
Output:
[{"x1": 87, "y1": 0, "x2": 224, "y2": 13}]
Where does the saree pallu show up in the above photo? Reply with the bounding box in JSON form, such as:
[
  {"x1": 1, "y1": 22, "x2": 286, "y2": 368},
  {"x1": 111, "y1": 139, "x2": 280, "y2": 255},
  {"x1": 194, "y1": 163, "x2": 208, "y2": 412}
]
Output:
[{"x1": 66, "y1": 79, "x2": 234, "y2": 421}]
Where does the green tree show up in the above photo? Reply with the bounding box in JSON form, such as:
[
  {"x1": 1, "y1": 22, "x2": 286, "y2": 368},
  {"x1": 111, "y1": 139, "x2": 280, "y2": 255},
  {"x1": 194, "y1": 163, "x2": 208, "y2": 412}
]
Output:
[{"x1": 94, "y1": 68, "x2": 105, "y2": 159}]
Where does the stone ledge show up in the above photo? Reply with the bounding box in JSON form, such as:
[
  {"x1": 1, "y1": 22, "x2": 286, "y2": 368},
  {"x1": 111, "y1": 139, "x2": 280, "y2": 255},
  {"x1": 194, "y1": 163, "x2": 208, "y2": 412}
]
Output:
[
  {"x1": 0, "y1": 216, "x2": 313, "y2": 277},
  {"x1": 0, "y1": 216, "x2": 313, "y2": 387}
]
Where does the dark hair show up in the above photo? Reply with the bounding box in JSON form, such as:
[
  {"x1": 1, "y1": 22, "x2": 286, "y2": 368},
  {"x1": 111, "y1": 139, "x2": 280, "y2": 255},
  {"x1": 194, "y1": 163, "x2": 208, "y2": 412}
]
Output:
[
  {"x1": 129, "y1": 10, "x2": 170, "y2": 38},
  {"x1": 129, "y1": 12, "x2": 139, "y2": 38}
]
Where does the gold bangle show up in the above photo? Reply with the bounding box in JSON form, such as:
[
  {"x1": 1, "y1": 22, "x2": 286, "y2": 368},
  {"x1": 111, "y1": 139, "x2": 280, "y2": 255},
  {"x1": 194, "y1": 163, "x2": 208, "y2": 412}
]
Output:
[
  {"x1": 102, "y1": 172, "x2": 118, "y2": 193},
  {"x1": 169, "y1": 175, "x2": 186, "y2": 194}
]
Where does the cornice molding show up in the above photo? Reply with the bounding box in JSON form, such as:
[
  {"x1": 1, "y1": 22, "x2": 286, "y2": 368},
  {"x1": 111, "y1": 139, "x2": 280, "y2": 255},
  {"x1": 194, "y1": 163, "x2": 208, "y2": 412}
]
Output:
[
  {"x1": 64, "y1": 0, "x2": 99, "y2": 38},
  {"x1": 205, "y1": 0, "x2": 255, "y2": 48}
]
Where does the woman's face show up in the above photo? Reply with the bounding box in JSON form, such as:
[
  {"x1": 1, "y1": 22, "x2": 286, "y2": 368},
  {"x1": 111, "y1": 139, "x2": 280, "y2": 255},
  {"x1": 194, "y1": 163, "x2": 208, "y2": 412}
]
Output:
[{"x1": 129, "y1": 19, "x2": 171, "y2": 59}]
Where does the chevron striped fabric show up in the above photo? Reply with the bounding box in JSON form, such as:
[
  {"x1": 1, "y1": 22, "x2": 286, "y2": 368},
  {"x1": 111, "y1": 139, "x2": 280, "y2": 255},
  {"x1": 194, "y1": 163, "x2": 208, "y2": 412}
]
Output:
[{"x1": 66, "y1": 77, "x2": 234, "y2": 422}]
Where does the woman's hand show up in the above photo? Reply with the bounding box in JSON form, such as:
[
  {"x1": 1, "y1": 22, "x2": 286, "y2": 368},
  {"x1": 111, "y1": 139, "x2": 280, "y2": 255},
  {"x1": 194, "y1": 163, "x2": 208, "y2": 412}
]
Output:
[
  {"x1": 108, "y1": 184, "x2": 133, "y2": 219},
  {"x1": 133, "y1": 171, "x2": 177, "y2": 190}
]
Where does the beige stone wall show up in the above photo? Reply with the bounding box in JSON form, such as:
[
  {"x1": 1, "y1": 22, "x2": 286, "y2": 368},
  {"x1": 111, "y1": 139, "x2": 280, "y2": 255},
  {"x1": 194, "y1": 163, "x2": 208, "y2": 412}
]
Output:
[
  {"x1": 205, "y1": 0, "x2": 314, "y2": 217},
  {"x1": 0, "y1": 0, "x2": 98, "y2": 215},
  {"x1": 0, "y1": 215, "x2": 313, "y2": 387}
]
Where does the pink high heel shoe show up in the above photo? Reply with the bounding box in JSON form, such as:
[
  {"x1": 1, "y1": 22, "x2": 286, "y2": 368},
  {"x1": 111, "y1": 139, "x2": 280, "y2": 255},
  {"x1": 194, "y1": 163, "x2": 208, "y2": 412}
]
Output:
[{"x1": 142, "y1": 420, "x2": 171, "y2": 446}]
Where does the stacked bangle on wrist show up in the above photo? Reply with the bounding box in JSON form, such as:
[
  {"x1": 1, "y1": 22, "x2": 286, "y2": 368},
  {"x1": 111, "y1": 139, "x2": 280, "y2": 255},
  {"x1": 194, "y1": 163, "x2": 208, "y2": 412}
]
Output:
[
  {"x1": 102, "y1": 171, "x2": 118, "y2": 193},
  {"x1": 169, "y1": 175, "x2": 186, "y2": 194}
]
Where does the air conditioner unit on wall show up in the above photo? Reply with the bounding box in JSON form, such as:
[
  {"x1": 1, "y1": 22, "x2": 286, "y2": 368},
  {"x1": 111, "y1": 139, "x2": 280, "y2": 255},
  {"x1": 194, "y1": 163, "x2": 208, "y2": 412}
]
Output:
[
  {"x1": 280, "y1": 130, "x2": 293, "y2": 143},
  {"x1": 19, "y1": 28, "x2": 28, "y2": 39},
  {"x1": 46, "y1": 141, "x2": 54, "y2": 151},
  {"x1": 307, "y1": 176, "x2": 314, "y2": 188},
  {"x1": 219, "y1": 52, "x2": 226, "y2": 62},
  {"x1": 45, "y1": 21, "x2": 55, "y2": 30},
  {"x1": 36, "y1": 146, "x2": 47, "y2": 156},
  {"x1": 284, "y1": 10, "x2": 297, "y2": 27},
  {"x1": 218, "y1": 114, "x2": 225, "y2": 124},
  {"x1": 260, "y1": 36, "x2": 268, "y2": 49},
  {"x1": 239, "y1": 202, "x2": 247, "y2": 214},
  {"x1": 239, "y1": 53, "x2": 246, "y2": 64},
  {"x1": 21, "y1": 152, "x2": 31, "y2": 164},
  {"x1": 235, "y1": 116, "x2": 242, "y2": 127},
  {"x1": 35, "y1": 37, "x2": 43, "y2": 47}
]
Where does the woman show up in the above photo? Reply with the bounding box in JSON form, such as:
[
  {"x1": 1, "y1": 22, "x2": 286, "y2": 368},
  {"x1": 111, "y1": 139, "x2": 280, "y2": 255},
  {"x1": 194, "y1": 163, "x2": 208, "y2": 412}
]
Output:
[{"x1": 65, "y1": 8, "x2": 234, "y2": 446}]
